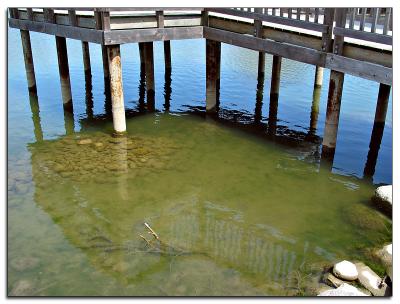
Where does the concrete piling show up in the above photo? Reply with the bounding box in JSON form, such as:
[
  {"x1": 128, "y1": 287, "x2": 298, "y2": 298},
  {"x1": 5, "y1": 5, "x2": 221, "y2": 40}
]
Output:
[
  {"x1": 314, "y1": 66, "x2": 324, "y2": 88},
  {"x1": 20, "y1": 30, "x2": 37, "y2": 93},
  {"x1": 107, "y1": 45, "x2": 127, "y2": 133},
  {"x1": 321, "y1": 70, "x2": 345, "y2": 159},
  {"x1": 206, "y1": 39, "x2": 221, "y2": 112},
  {"x1": 55, "y1": 36, "x2": 73, "y2": 112}
]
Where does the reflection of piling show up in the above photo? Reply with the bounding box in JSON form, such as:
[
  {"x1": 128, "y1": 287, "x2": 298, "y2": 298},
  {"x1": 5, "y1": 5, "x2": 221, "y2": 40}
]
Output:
[
  {"x1": 64, "y1": 108, "x2": 75, "y2": 135},
  {"x1": 29, "y1": 92, "x2": 43, "y2": 142},
  {"x1": 363, "y1": 84, "x2": 391, "y2": 178},
  {"x1": 107, "y1": 45, "x2": 127, "y2": 133},
  {"x1": 144, "y1": 42, "x2": 155, "y2": 111},
  {"x1": 206, "y1": 39, "x2": 221, "y2": 113},
  {"x1": 115, "y1": 135, "x2": 129, "y2": 200},
  {"x1": 139, "y1": 42, "x2": 145, "y2": 70},
  {"x1": 85, "y1": 73, "x2": 94, "y2": 119},
  {"x1": 20, "y1": 30, "x2": 37, "y2": 94},
  {"x1": 138, "y1": 66, "x2": 146, "y2": 113},
  {"x1": 254, "y1": 72, "x2": 264, "y2": 125},
  {"x1": 164, "y1": 67, "x2": 172, "y2": 112},
  {"x1": 164, "y1": 41, "x2": 172, "y2": 72},
  {"x1": 268, "y1": 94, "x2": 278, "y2": 137},
  {"x1": 55, "y1": 36, "x2": 73, "y2": 112}
]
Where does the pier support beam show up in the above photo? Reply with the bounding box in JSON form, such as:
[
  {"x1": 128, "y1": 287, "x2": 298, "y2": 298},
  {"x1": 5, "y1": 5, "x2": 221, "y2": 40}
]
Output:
[
  {"x1": 314, "y1": 66, "x2": 324, "y2": 88},
  {"x1": 55, "y1": 36, "x2": 73, "y2": 111},
  {"x1": 363, "y1": 83, "x2": 391, "y2": 178},
  {"x1": 144, "y1": 42, "x2": 155, "y2": 111},
  {"x1": 164, "y1": 41, "x2": 171, "y2": 72},
  {"x1": 321, "y1": 70, "x2": 345, "y2": 159},
  {"x1": 206, "y1": 39, "x2": 221, "y2": 112},
  {"x1": 82, "y1": 41, "x2": 91, "y2": 76},
  {"x1": 20, "y1": 30, "x2": 37, "y2": 93},
  {"x1": 107, "y1": 45, "x2": 127, "y2": 133},
  {"x1": 139, "y1": 42, "x2": 145, "y2": 71},
  {"x1": 270, "y1": 55, "x2": 282, "y2": 98}
]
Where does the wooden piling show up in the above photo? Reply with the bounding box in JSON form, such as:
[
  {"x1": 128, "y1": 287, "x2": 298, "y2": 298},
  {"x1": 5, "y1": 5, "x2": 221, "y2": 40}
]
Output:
[
  {"x1": 143, "y1": 42, "x2": 155, "y2": 111},
  {"x1": 321, "y1": 70, "x2": 345, "y2": 157},
  {"x1": 20, "y1": 30, "x2": 37, "y2": 93},
  {"x1": 254, "y1": 8, "x2": 265, "y2": 79},
  {"x1": 321, "y1": 8, "x2": 346, "y2": 160},
  {"x1": 314, "y1": 66, "x2": 324, "y2": 88},
  {"x1": 309, "y1": 87, "x2": 321, "y2": 134},
  {"x1": 82, "y1": 41, "x2": 91, "y2": 76},
  {"x1": 364, "y1": 84, "x2": 391, "y2": 178},
  {"x1": 206, "y1": 39, "x2": 221, "y2": 112},
  {"x1": 107, "y1": 45, "x2": 127, "y2": 133},
  {"x1": 29, "y1": 92, "x2": 43, "y2": 142},
  {"x1": 164, "y1": 41, "x2": 172, "y2": 72},
  {"x1": 139, "y1": 42, "x2": 146, "y2": 71},
  {"x1": 55, "y1": 36, "x2": 73, "y2": 111},
  {"x1": 270, "y1": 55, "x2": 282, "y2": 98},
  {"x1": 94, "y1": 10, "x2": 110, "y2": 90}
]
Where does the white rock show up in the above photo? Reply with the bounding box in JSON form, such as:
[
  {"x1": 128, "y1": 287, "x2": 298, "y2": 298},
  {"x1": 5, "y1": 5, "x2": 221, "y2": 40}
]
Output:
[
  {"x1": 375, "y1": 185, "x2": 392, "y2": 204},
  {"x1": 356, "y1": 262, "x2": 387, "y2": 296},
  {"x1": 318, "y1": 283, "x2": 369, "y2": 296},
  {"x1": 384, "y1": 244, "x2": 392, "y2": 256},
  {"x1": 333, "y1": 260, "x2": 358, "y2": 281}
]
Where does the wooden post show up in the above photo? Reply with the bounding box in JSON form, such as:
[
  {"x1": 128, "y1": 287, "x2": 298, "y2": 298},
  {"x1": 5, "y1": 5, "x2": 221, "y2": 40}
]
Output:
[
  {"x1": 144, "y1": 42, "x2": 155, "y2": 111},
  {"x1": 270, "y1": 55, "x2": 282, "y2": 98},
  {"x1": 321, "y1": 8, "x2": 346, "y2": 160},
  {"x1": 20, "y1": 30, "x2": 37, "y2": 93},
  {"x1": 314, "y1": 66, "x2": 324, "y2": 88},
  {"x1": 55, "y1": 36, "x2": 73, "y2": 111},
  {"x1": 254, "y1": 8, "x2": 265, "y2": 79},
  {"x1": 138, "y1": 42, "x2": 146, "y2": 71},
  {"x1": 107, "y1": 45, "x2": 126, "y2": 133},
  {"x1": 164, "y1": 41, "x2": 172, "y2": 72},
  {"x1": 95, "y1": 10, "x2": 110, "y2": 90},
  {"x1": 206, "y1": 39, "x2": 221, "y2": 112},
  {"x1": 363, "y1": 84, "x2": 391, "y2": 178}
]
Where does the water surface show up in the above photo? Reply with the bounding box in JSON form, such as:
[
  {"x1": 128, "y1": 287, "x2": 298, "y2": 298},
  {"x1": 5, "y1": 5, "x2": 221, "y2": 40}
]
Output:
[{"x1": 8, "y1": 27, "x2": 392, "y2": 296}]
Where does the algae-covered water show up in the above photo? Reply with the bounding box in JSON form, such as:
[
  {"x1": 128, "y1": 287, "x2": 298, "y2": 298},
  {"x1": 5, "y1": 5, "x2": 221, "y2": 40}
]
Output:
[
  {"x1": 8, "y1": 27, "x2": 392, "y2": 296},
  {"x1": 8, "y1": 114, "x2": 391, "y2": 296}
]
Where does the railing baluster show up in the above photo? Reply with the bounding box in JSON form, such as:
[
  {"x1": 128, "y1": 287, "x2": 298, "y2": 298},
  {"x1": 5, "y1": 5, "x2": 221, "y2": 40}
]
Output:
[
  {"x1": 288, "y1": 8, "x2": 292, "y2": 19},
  {"x1": 349, "y1": 8, "x2": 356, "y2": 29},
  {"x1": 360, "y1": 8, "x2": 366, "y2": 31},
  {"x1": 272, "y1": 8, "x2": 276, "y2": 16},
  {"x1": 26, "y1": 8, "x2": 34, "y2": 21},
  {"x1": 383, "y1": 8, "x2": 391, "y2": 34},
  {"x1": 314, "y1": 8, "x2": 319, "y2": 23},
  {"x1": 305, "y1": 8, "x2": 310, "y2": 22},
  {"x1": 68, "y1": 9, "x2": 77, "y2": 26},
  {"x1": 280, "y1": 8, "x2": 284, "y2": 17},
  {"x1": 371, "y1": 8, "x2": 379, "y2": 33}
]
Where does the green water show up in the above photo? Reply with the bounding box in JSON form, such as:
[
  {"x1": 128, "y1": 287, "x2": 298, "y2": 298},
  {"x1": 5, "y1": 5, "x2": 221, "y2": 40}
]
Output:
[{"x1": 8, "y1": 113, "x2": 391, "y2": 296}]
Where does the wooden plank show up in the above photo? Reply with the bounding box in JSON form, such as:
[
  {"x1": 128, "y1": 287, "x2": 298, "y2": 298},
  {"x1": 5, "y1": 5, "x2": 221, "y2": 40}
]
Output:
[
  {"x1": 371, "y1": 8, "x2": 378, "y2": 33},
  {"x1": 103, "y1": 26, "x2": 204, "y2": 44},
  {"x1": 204, "y1": 26, "x2": 326, "y2": 66},
  {"x1": 109, "y1": 14, "x2": 201, "y2": 30},
  {"x1": 349, "y1": 8, "x2": 356, "y2": 29},
  {"x1": 26, "y1": 8, "x2": 34, "y2": 21},
  {"x1": 325, "y1": 54, "x2": 392, "y2": 85},
  {"x1": 343, "y1": 43, "x2": 392, "y2": 68},
  {"x1": 383, "y1": 8, "x2": 391, "y2": 35},
  {"x1": 97, "y1": 7, "x2": 204, "y2": 12},
  {"x1": 9, "y1": 18, "x2": 103, "y2": 44},
  {"x1": 333, "y1": 27, "x2": 392, "y2": 45},
  {"x1": 360, "y1": 8, "x2": 366, "y2": 31},
  {"x1": 207, "y1": 8, "x2": 328, "y2": 32},
  {"x1": 156, "y1": 10, "x2": 164, "y2": 28}
]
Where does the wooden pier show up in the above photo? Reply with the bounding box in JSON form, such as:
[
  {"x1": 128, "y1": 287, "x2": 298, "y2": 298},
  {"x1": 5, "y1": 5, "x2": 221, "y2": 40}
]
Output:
[{"x1": 9, "y1": 7, "x2": 392, "y2": 168}]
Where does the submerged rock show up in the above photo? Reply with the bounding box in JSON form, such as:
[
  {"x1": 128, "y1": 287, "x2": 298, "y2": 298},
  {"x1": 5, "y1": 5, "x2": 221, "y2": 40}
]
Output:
[
  {"x1": 373, "y1": 244, "x2": 392, "y2": 281},
  {"x1": 355, "y1": 262, "x2": 388, "y2": 296},
  {"x1": 333, "y1": 260, "x2": 358, "y2": 281},
  {"x1": 9, "y1": 280, "x2": 35, "y2": 296},
  {"x1": 372, "y1": 185, "x2": 392, "y2": 216},
  {"x1": 318, "y1": 283, "x2": 369, "y2": 296},
  {"x1": 77, "y1": 139, "x2": 92, "y2": 145},
  {"x1": 10, "y1": 257, "x2": 39, "y2": 272},
  {"x1": 323, "y1": 272, "x2": 344, "y2": 288}
]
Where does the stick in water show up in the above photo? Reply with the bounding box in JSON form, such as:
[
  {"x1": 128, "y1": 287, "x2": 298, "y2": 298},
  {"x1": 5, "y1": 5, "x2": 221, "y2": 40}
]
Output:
[{"x1": 144, "y1": 222, "x2": 159, "y2": 240}]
